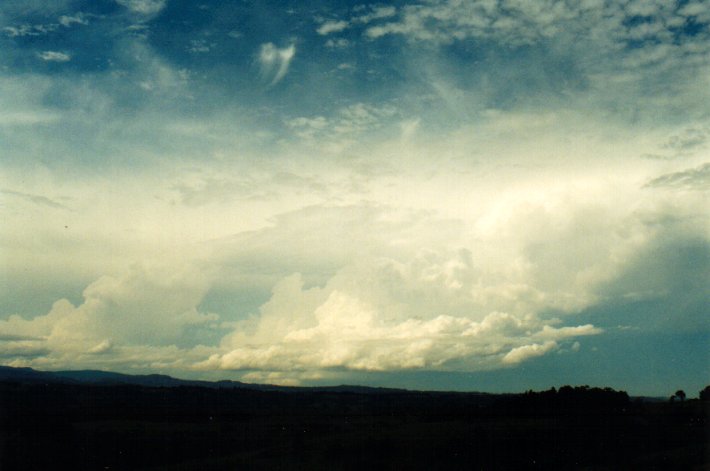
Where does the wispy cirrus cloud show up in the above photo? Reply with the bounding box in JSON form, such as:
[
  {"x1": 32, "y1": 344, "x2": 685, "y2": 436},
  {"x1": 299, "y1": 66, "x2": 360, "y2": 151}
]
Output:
[
  {"x1": 3, "y1": 12, "x2": 90, "y2": 37},
  {"x1": 0, "y1": 189, "x2": 70, "y2": 210},
  {"x1": 258, "y1": 42, "x2": 296, "y2": 85},
  {"x1": 3, "y1": 23, "x2": 58, "y2": 37}
]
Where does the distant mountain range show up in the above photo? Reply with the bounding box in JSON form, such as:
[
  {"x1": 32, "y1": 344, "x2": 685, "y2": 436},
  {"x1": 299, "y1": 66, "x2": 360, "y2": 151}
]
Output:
[
  {"x1": 0, "y1": 365, "x2": 419, "y2": 394},
  {"x1": 0, "y1": 365, "x2": 672, "y2": 402}
]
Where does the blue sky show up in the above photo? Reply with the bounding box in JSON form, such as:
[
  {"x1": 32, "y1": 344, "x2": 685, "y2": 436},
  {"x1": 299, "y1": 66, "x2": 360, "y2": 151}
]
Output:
[{"x1": 0, "y1": 0, "x2": 708, "y2": 396}]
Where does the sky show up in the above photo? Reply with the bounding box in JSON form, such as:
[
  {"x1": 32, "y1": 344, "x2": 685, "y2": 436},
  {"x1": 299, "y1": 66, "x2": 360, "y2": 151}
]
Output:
[{"x1": 0, "y1": 0, "x2": 708, "y2": 396}]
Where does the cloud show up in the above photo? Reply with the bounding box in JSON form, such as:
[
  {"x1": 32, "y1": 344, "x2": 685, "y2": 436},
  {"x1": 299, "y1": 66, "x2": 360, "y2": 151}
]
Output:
[
  {"x1": 88, "y1": 339, "x2": 113, "y2": 354},
  {"x1": 354, "y1": 6, "x2": 397, "y2": 24},
  {"x1": 678, "y1": 1, "x2": 710, "y2": 19},
  {"x1": 171, "y1": 170, "x2": 329, "y2": 206},
  {"x1": 0, "y1": 1, "x2": 706, "y2": 390},
  {"x1": 317, "y1": 20, "x2": 349, "y2": 35},
  {"x1": 662, "y1": 128, "x2": 709, "y2": 154},
  {"x1": 0, "y1": 263, "x2": 217, "y2": 358},
  {"x1": 196, "y1": 197, "x2": 636, "y2": 377},
  {"x1": 115, "y1": 0, "x2": 166, "y2": 15},
  {"x1": 0, "y1": 189, "x2": 70, "y2": 210},
  {"x1": 316, "y1": 6, "x2": 396, "y2": 35},
  {"x1": 360, "y1": 0, "x2": 710, "y2": 121},
  {"x1": 0, "y1": 333, "x2": 43, "y2": 341},
  {"x1": 191, "y1": 151, "x2": 704, "y2": 383},
  {"x1": 1, "y1": 146, "x2": 704, "y2": 383},
  {"x1": 286, "y1": 102, "x2": 397, "y2": 152},
  {"x1": 502, "y1": 341, "x2": 558, "y2": 364},
  {"x1": 37, "y1": 51, "x2": 71, "y2": 62},
  {"x1": 3, "y1": 24, "x2": 58, "y2": 37},
  {"x1": 58, "y1": 14, "x2": 89, "y2": 27},
  {"x1": 188, "y1": 39, "x2": 212, "y2": 53},
  {"x1": 644, "y1": 127, "x2": 709, "y2": 160},
  {"x1": 2, "y1": 11, "x2": 89, "y2": 39},
  {"x1": 200, "y1": 268, "x2": 600, "y2": 374},
  {"x1": 0, "y1": 75, "x2": 64, "y2": 129},
  {"x1": 258, "y1": 43, "x2": 296, "y2": 85},
  {"x1": 325, "y1": 38, "x2": 350, "y2": 49},
  {"x1": 0, "y1": 341, "x2": 50, "y2": 359},
  {"x1": 360, "y1": 0, "x2": 596, "y2": 43},
  {"x1": 645, "y1": 163, "x2": 710, "y2": 190}
]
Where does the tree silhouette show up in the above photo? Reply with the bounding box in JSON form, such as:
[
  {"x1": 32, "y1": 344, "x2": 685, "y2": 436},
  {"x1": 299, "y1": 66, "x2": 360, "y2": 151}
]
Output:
[
  {"x1": 699, "y1": 386, "x2": 710, "y2": 401},
  {"x1": 674, "y1": 390, "x2": 686, "y2": 402}
]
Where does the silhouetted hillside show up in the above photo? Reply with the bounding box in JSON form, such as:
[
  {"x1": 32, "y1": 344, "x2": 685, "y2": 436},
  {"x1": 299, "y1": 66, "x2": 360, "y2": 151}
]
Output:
[
  {"x1": 0, "y1": 365, "x2": 413, "y2": 393},
  {"x1": 0, "y1": 365, "x2": 77, "y2": 383},
  {"x1": 0, "y1": 366, "x2": 707, "y2": 470}
]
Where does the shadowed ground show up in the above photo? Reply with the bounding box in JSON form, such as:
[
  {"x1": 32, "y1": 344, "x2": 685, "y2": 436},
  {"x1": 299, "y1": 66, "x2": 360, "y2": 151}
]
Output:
[{"x1": 1, "y1": 380, "x2": 707, "y2": 470}]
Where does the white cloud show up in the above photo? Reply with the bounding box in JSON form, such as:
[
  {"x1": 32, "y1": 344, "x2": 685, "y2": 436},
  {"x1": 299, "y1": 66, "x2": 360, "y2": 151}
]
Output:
[
  {"x1": 0, "y1": 44, "x2": 706, "y2": 385},
  {"x1": 258, "y1": 43, "x2": 296, "y2": 85},
  {"x1": 88, "y1": 339, "x2": 113, "y2": 354},
  {"x1": 200, "y1": 264, "x2": 601, "y2": 374},
  {"x1": 58, "y1": 14, "x2": 88, "y2": 27},
  {"x1": 1, "y1": 146, "x2": 704, "y2": 382},
  {"x1": 120, "y1": 40, "x2": 191, "y2": 94},
  {"x1": 188, "y1": 39, "x2": 212, "y2": 53},
  {"x1": 364, "y1": 0, "x2": 710, "y2": 122},
  {"x1": 362, "y1": 0, "x2": 585, "y2": 43},
  {"x1": 354, "y1": 6, "x2": 397, "y2": 24},
  {"x1": 286, "y1": 102, "x2": 397, "y2": 152},
  {"x1": 678, "y1": 2, "x2": 709, "y2": 19},
  {"x1": 318, "y1": 5, "x2": 397, "y2": 38},
  {"x1": 115, "y1": 0, "x2": 166, "y2": 15},
  {"x1": 317, "y1": 20, "x2": 349, "y2": 35},
  {"x1": 326, "y1": 38, "x2": 351, "y2": 48},
  {"x1": 502, "y1": 341, "x2": 558, "y2": 364},
  {"x1": 0, "y1": 263, "x2": 217, "y2": 357},
  {"x1": 3, "y1": 24, "x2": 58, "y2": 37},
  {"x1": 359, "y1": 0, "x2": 710, "y2": 102},
  {"x1": 37, "y1": 51, "x2": 71, "y2": 62}
]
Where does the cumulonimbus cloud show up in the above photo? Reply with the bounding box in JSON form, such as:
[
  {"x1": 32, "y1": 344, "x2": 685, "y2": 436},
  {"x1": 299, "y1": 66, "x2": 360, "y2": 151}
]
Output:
[{"x1": 198, "y1": 271, "x2": 602, "y2": 374}]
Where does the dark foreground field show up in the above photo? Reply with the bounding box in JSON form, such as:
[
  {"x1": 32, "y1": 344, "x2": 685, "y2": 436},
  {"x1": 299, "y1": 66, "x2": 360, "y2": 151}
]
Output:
[{"x1": 1, "y1": 376, "x2": 708, "y2": 470}]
